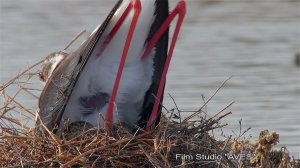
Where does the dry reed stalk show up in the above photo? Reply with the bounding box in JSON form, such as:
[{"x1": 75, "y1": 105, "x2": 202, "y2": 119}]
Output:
[{"x1": 1, "y1": 60, "x2": 299, "y2": 168}]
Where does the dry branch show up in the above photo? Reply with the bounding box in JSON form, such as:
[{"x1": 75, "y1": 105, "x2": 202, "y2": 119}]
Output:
[{"x1": 1, "y1": 62, "x2": 299, "y2": 168}]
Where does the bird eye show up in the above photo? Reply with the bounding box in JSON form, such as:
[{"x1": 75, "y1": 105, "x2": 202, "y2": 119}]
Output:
[{"x1": 39, "y1": 72, "x2": 46, "y2": 81}]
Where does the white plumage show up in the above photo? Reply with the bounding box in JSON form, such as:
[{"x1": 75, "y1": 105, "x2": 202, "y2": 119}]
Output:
[{"x1": 62, "y1": 0, "x2": 157, "y2": 127}]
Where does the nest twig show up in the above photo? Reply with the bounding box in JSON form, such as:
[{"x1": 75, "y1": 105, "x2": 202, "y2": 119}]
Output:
[{"x1": 1, "y1": 61, "x2": 299, "y2": 168}]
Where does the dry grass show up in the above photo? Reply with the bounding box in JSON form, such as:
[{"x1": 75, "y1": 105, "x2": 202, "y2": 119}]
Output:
[{"x1": 1, "y1": 62, "x2": 299, "y2": 168}]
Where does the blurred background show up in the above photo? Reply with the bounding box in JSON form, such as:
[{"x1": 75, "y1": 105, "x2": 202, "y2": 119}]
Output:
[{"x1": 0, "y1": 0, "x2": 299, "y2": 157}]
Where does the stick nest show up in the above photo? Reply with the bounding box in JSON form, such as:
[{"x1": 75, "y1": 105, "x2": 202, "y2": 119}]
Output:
[{"x1": 1, "y1": 61, "x2": 299, "y2": 168}]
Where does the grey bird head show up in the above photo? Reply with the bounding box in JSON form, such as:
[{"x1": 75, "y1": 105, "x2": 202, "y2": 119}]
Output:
[{"x1": 39, "y1": 51, "x2": 68, "y2": 84}]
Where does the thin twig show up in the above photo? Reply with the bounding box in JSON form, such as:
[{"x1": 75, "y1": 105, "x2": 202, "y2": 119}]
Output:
[
  {"x1": 168, "y1": 93, "x2": 182, "y2": 127},
  {"x1": 138, "y1": 144, "x2": 161, "y2": 167},
  {"x1": 63, "y1": 30, "x2": 86, "y2": 51},
  {"x1": 62, "y1": 132, "x2": 151, "y2": 168},
  {"x1": 0, "y1": 59, "x2": 45, "y2": 91},
  {"x1": 183, "y1": 76, "x2": 232, "y2": 122}
]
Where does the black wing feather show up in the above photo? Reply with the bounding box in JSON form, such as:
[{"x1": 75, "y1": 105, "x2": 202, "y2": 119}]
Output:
[{"x1": 139, "y1": 0, "x2": 169, "y2": 128}]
